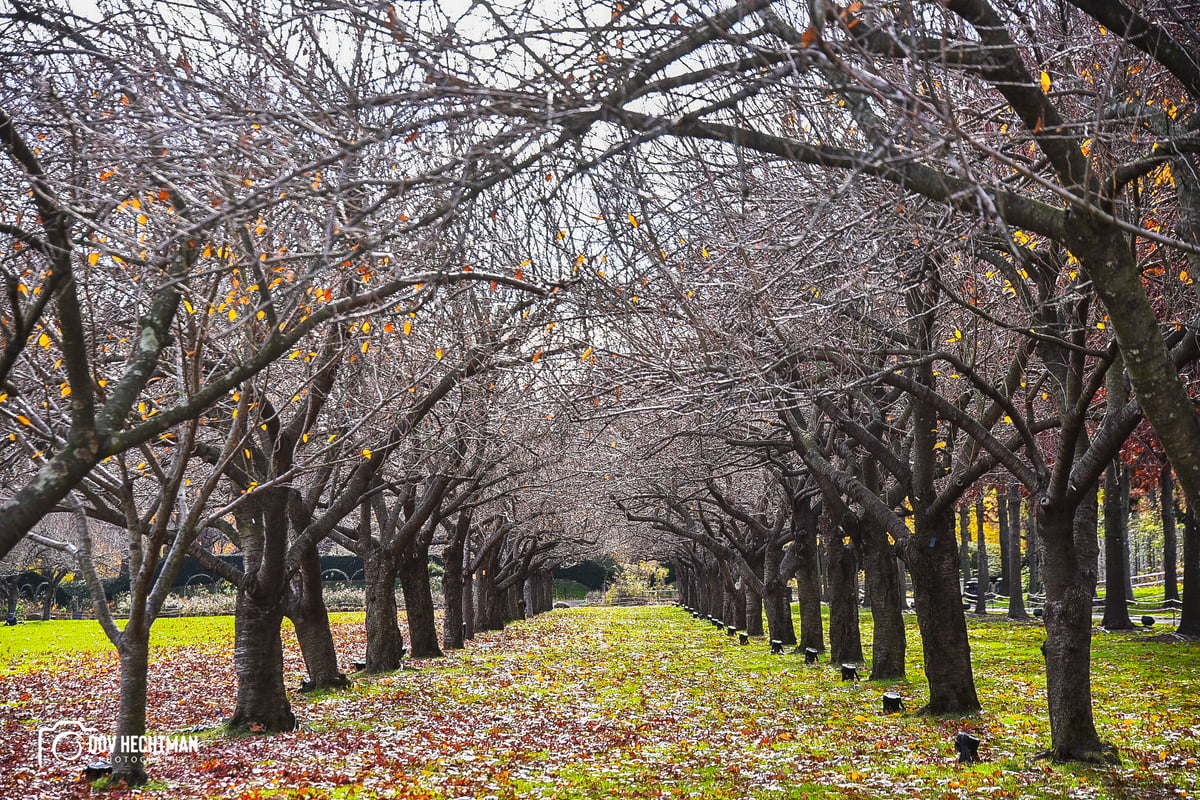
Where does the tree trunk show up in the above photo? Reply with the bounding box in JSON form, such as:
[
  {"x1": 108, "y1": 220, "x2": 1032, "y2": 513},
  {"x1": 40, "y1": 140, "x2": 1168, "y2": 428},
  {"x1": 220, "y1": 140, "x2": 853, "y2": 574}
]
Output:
[
  {"x1": 1007, "y1": 486, "x2": 1028, "y2": 619},
  {"x1": 287, "y1": 544, "x2": 347, "y2": 690},
  {"x1": 109, "y1": 630, "x2": 150, "y2": 786},
  {"x1": 1180, "y1": 506, "x2": 1200, "y2": 637},
  {"x1": 1038, "y1": 501, "x2": 1115, "y2": 762},
  {"x1": 442, "y1": 539, "x2": 465, "y2": 650},
  {"x1": 975, "y1": 497, "x2": 989, "y2": 615},
  {"x1": 795, "y1": 537, "x2": 822, "y2": 652},
  {"x1": 477, "y1": 554, "x2": 503, "y2": 631},
  {"x1": 462, "y1": 569, "x2": 475, "y2": 639},
  {"x1": 745, "y1": 585, "x2": 764, "y2": 636},
  {"x1": 863, "y1": 532, "x2": 905, "y2": 680},
  {"x1": 228, "y1": 583, "x2": 296, "y2": 733},
  {"x1": 1028, "y1": 508, "x2": 1041, "y2": 596},
  {"x1": 958, "y1": 505, "x2": 971, "y2": 591},
  {"x1": 1101, "y1": 458, "x2": 1134, "y2": 629},
  {"x1": 1163, "y1": 464, "x2": 1179, "y2": 603},
  {"x1": 826, "y1": 517, "x2": 862, "y2": 664},
  {"x1": 721, "y1": 580, "x2": 737, "y2": 628},
  {"x1": 399, "y1": 550, "x2": 443, "y2": 658},
  {"x1": 363, "y1": 547, "x2": 404, "y2": 672},
  {"x1": 902, "y1": 510, "x2": 980, "y2": 715},
  {"x1": 998, "y1": 490, "x2": 1012, "y2": 600}
]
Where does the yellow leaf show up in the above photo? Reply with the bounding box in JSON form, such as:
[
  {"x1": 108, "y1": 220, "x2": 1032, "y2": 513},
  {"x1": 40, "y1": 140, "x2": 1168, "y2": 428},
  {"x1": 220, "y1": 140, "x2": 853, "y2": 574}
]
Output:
[
  {"x1": 531, "y1": 351, "x2": 542, "y2": 363},
  {"x1": 933, "y1": 441, "x2": 947, "y2": 449},
  {"x1": 627, "y1": 214, "x2": 639, "y2": 228},
  {"x1": 1040, "y1": 70, "x2": 1051, "y2": 93},
  {"x1": 435, "y1": 348, "x2": 443, "y2": 359},
  {"x1": 17, "y1": 415, "x2": 32, "y2": 425},
  {"x1": 289, "y1": 350, "x2": 301, "y2": 360},
  {"x1": 945, "y1": 329, "x2": 962, "y2": 343},
  {"x1": 228, "y1": 308, "x2": 237, "y2": 321},
  {"x1": 361, "y1": 340, "x2": 369, "y2": 354},
  {"x1": 580, "y1": 347, "x2": 594, "y2": 361},
  {"x1": 38, "y1": 333, "x2": 51, "y2": 348},
  {"x1": 61, "y1": 384, "x2": 71, "y2": 397},
  {"x1": 361, "y1": 448, "x2": 372, "y2": 459},
  {"x1": 87, "y1": 252, "x2": 100, "y2": 266},
  {"x1": 404, "y1": 319, "x2": 412, "y2": 335},
  {"x1": 138, "y1": 402, "x2": 147, "y2": 415}
]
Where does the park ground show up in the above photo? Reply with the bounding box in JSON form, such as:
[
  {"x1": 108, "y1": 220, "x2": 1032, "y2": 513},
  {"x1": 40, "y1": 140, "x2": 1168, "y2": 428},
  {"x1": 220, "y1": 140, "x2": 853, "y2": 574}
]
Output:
[{"x1": 0, "y1": 606, "x2": 1197, "y2": 799}]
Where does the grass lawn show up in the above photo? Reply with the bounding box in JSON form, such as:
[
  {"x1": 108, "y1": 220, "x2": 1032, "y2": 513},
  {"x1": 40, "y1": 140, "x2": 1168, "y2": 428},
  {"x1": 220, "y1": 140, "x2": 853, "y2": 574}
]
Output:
[{"x1": 0, "y1": 606, "x2": 1196, "y2": 798}]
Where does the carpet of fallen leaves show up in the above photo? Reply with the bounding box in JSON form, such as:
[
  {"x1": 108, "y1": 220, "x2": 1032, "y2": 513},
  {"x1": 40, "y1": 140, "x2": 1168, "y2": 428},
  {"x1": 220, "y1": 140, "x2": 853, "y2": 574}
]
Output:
[{"x1": 0, "y1": 606, "x2": 1198, "y2": 799}]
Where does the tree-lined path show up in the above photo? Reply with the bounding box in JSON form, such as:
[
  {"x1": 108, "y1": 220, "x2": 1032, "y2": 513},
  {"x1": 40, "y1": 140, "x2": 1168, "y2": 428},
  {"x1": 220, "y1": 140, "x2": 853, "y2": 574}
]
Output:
[{"x1": 2, "y1": 606, "x2": 1198, "y2": 799}]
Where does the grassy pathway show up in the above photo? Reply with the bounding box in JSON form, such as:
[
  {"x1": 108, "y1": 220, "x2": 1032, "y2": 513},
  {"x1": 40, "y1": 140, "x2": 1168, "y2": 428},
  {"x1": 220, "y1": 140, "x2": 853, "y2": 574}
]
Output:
[{"x1": 0, "y1": 606, "x2": 1197, "y2": 798}]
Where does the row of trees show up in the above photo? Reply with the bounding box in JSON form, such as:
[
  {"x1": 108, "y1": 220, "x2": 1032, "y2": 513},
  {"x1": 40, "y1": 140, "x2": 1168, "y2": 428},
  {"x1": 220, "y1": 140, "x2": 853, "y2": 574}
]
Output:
[{"x1": 2, "y1": 0, "x2": 1199, "y2": 785}]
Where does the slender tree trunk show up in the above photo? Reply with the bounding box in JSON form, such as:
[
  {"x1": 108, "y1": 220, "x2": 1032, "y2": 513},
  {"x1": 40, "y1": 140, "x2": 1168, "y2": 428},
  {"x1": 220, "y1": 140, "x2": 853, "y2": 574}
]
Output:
[
  {"x1": 462, "y1": 570, "x2": 475, "y2": 639},
  {"x1": 1180, "y1": 506, "x2": 1200, "y2": 637},
  {"x1": 826, "y1": 517, "x2": 863, "y2": 664},
  {"x1": 399, "y1": 549, "x2": 443, "y2": 658},
  {"x1": 109, "y1": 629, "x2": 151, "y2": 786},
  {"x1": 1028, "y1": 509, "x2": 1041, "y2": 596},
  {"x1": 863, "y1": 532, "x2": 905, "y2": 680},
  {"x1": 1007, "y1": 486, "x2": 1028, "y2": 619},
  {"x1": 998, "y1": 491, "x2": 1012, "y2": 600},
  {"x1": 902, "y1": 510, "x2": 980, "y2": 715},
  {"x1": 795, "y1": 538, "x2": 822, "y2": 652},
  {"x1": 1038, "y1": 501, "x2": 1116, "y2": 762},
  {"x1": 363, "y1": 547, "x2": 404, "y2": 672},
  {"x1": 1102, "y1": 458, "x2": 1135, "y2": 629},
  {"x1": 958, "y1": 505, "x2": 971, "y2": 591},
  {"x1": 1163, "y1": 464, "x2": 1179, "y2": 602},
  {"x1": 975, "y1": 497, "x2": 989, "y2": 615},
  {"x1": 229, "y1": 584, "x2": 295, "y2": 732},
  {"x1": 287, "y1": 545, "x2": 347, "y2": 690},
  {"x1": 442, "y1": 539, "x2": 465, "y2": 650}
]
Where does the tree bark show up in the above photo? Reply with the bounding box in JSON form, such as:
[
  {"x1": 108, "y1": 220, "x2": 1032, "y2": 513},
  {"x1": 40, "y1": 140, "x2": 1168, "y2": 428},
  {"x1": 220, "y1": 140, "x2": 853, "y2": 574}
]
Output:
[
  {"x1": 363, "y1": 546, "x2": 404, "y2": 672},
  {"x1": 1163, "y1": 464, "x2": 1179, "y2": 602},
  {"x1": 863, "y1": 531, "x2": 905, "y2": 680},
  {"x1": 228, "y1": 583, "x2": 296, "y2": 733},
  {"x1": 1180, "y1": 506, "x2": 1200, "y2": 637},
  {"x1": 1101, "y1": 457, "x2": 1134, "y2": 629},
  {"x1": 399, "y1": 550, "x2": 443, "y2": 658},
  {"x1": 902, "y1": 509, "x2": 980, "y2": 715},
  {"x1": 1038, "y1": 502, "x2": 1115, "y2": 762},
  {"x1": 442, "y1": 538, "x2": 465, "y2": 650},
  {"x1": 287, "y1": 544, "x2": 347, "y2": 690},
  {"x1": 958, "y1": 505, "x2": 971, "y2": 591},
  {"x1": 109, "y1": 631, "x2": 150, "y2": 786},
  {"x1": 1007, "y1": 486, "x2": 1028, "y2": 619},
  {"x1": 826, "y1": 516, "x2": 863, "y2": 664},
  {"x1": 745, "y1": 585, "x2": 764, "y2": 636},
  {"x1": 462, "y1": 569, "x2": 475, "y2": 639},
  {"x1": 975, "y1": 497, "x2": 989, "y2": 615},
  {"x1": 998, "y1": 490, "x2": 1012, "y2": 600},
  {"x1": 795, "y1": 537, "x2": 822, "y2": 652}
]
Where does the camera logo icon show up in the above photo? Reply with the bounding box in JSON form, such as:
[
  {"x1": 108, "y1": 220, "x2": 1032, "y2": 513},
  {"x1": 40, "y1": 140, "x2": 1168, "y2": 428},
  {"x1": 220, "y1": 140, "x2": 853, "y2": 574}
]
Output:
[{"x1": 36, "y1": 719, "x2": 100, "y2": 768}]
